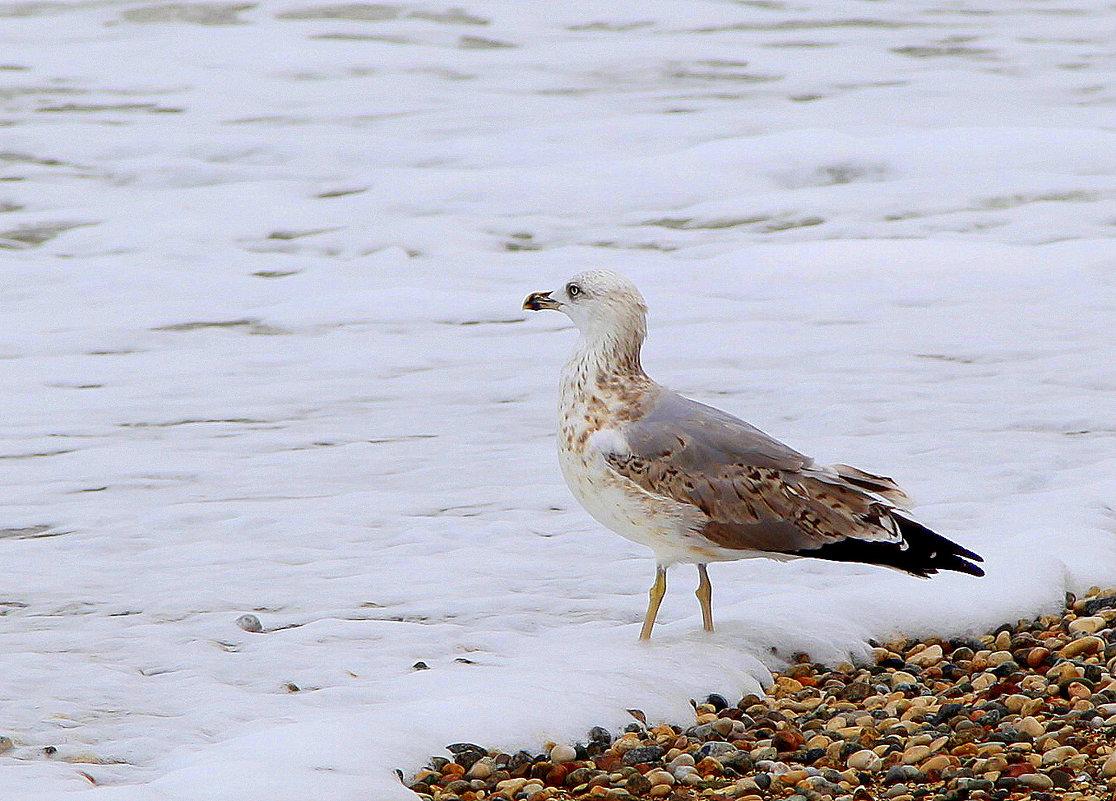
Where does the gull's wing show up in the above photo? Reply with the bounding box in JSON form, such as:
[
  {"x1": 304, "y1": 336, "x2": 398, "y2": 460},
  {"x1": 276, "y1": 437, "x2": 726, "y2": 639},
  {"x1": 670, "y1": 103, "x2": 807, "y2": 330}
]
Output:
[
  {"x1": 602, "y1": 389, "x2": 983, "y2": 576},
  {"x1": 603, "y1": 389, "x2": 898, "y2": 546}
]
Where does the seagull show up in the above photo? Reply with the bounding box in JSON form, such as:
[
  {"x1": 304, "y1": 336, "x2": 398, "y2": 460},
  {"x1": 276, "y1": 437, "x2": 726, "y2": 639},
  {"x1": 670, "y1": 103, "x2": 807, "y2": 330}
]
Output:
[{"x1": 524, "y1": 270, "x2": 983, "y2": 640}]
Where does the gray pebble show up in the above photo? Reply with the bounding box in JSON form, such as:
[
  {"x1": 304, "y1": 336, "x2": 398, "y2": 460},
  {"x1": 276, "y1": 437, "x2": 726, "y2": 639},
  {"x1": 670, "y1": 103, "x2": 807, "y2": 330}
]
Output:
[
  {"x1": 698, "y1": 741, "x2": 738, "y2": 759},
  {"x1": 884, "y1": 764, "x2": 923, "y2": 784},
  {"x1": 236, "y1": 614, "x2": 263, "y2": 633},
  {"x1": 690, "y1": 723, "x2": 716, "y2": 739},
  {"x1": 626, "y1": 773, "x2": 651, "y2": 794},
  {"x1": 620, "y1": 745, "x2": 664, "y2": 766},
  {"x1": 1017, "y1": 773, "x2": 1054, "y2": 790},
  {"x1": 587, "y1": 726, "x2": 611, "y2": 744}
]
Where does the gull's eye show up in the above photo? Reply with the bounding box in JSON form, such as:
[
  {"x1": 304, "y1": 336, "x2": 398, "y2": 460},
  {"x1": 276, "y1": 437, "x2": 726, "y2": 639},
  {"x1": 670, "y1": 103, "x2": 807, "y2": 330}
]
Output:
[{"x1": 566, "y1": 283, "x2": 581, "y2": 299}]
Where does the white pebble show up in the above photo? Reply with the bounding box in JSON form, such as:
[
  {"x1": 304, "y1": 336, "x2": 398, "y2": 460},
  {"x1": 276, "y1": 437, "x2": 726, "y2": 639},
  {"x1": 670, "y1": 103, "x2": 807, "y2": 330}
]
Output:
[
  {"x1": 549, "y1": 743, "x2": 577, "y2": 763},
  {"x1": 847, "y1": 749, "x2": 883, "y2": 772},
  {"x1": 671, "y1": 765, "x2": 697, "y2": 780},
  {"x1": 1018, "y1": 716, "x2": 1045, "y2": 738},
  {"x1": 1067, "y1": 615, "x2": 1105, "y2": 634},
  {"x1": 667, "y1": 752, "x2": 695, "y2": 768}
]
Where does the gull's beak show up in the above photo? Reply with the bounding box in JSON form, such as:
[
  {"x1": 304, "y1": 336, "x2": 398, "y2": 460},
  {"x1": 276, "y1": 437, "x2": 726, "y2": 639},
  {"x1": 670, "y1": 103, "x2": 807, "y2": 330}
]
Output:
[{"x1": 523, "y1": 291, "x2": 560, "y2": 311}]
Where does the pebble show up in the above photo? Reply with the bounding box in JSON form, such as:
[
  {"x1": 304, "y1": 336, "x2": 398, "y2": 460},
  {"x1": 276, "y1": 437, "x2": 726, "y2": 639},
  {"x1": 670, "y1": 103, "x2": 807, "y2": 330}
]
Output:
[
  {"x1": 1046, "y1": 661, "x2": 1079, "y2": 682},
  {"x1": 1026, "y1": 646, "x2": 1051, "y2": 667},
  {"x1": 236, "y1": 613, "x2": 263, "y2": 633},
  {"x1": 588, "y1": 726, "x2": 611, "y2": 745},
  {"x1": 1066, "y1": 680, "x2": 1092, "y2": 699},
  {"x1": 495, "y1": 777, "x2": 526, "y2": 794},
  {"x1": 697, "y1": 741, "x2": 736, "y2": 759},
  {"x1": 1067, "y1": 615, "x2": 1106, "y2": 634},
  {"x1": 465, "y1": 758, "x2": 492, "y2": 779},
  {"x1": 1041, "y1": 745, "x2": 1078, "y2": 765},
  {"x1": 847, "y1": 749, "x2": 882, "y2": 771},
  {"x1": 1018, "y1": 772, "x2": 1055, "y2": 790},
  {"x1": 671, "y1": 763, "x2": 697, "y2": 779},
  {"x1": 920, "y1": 754, "x2": 952, "y2": 773},
  {"x1": 901, "y1": 744, "x2": 931, "y2": 764},
  {"x1": 1061, "y1": 635, "x2": 1104, "y2": 657},
  {"x1": 884, "y1": 764, "x2": 923, "y2": 784},
  {"x1": 907, "y1": 644, "x2": 942, "y2": 666},
  {"x1": 406, "y1": 586, "x2": 1116, "y2": 801},
  {"x1": 667, "y1": 752, "x2": 694, "y2": 769},
  {"x1": 621, "y1": 745, "x2": 664, "y2": 766},
  {"x1": 889, "y1": 670, "x2": 917, "y2": 688},
  {"x1": 548, "y1": 743, "x2": 576, "y2": 763},
  {"x1": 1018, "y1": 715, "x2": 1045, "y2": 738},
  {"x1": 986, "y1": 649, "x2": 1013, "y2": 666},
  {"x1": 1049, "y1": 768, "x2": 1072, "y2": 788}
]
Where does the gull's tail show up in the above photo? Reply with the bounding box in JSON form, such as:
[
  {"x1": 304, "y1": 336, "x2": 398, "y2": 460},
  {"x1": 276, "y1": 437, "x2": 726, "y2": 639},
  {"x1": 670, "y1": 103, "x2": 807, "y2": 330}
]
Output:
[{"x1": 830, "y1": 463, "x2": 914, "y2": 508}]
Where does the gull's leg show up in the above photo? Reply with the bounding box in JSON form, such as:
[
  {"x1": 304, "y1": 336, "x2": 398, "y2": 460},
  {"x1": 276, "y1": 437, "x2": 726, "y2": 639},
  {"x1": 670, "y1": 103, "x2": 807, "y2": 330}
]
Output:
[
  {"x1": 639, "y1": 564, "x2": 667, "y2": 641},
  {"x1": 696, "y1": 563, "x2": 714, "y2": 633}
]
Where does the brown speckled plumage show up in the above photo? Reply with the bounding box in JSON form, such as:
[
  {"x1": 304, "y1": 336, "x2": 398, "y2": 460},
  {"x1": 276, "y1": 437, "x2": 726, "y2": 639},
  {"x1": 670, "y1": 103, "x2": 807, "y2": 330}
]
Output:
[{"x1": 604, "y1": 451, "x2": 902, "y2": 552}]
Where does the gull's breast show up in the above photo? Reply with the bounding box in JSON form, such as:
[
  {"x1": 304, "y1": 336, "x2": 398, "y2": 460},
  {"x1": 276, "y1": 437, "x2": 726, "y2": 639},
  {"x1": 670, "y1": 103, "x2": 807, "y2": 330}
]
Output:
[{"x1": 557, "y1": 399, "x2": 722, "y2": 563}]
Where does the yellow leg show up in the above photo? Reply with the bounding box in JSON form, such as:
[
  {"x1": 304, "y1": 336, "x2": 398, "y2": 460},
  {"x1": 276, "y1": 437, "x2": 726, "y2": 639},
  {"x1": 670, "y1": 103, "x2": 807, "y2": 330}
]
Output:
[
  {"x1": 696, "y1": 563, "x2": 714, "y2": 633},
  {"x1": 639, "y1": 565, "x2": 667, "y2": 640}
]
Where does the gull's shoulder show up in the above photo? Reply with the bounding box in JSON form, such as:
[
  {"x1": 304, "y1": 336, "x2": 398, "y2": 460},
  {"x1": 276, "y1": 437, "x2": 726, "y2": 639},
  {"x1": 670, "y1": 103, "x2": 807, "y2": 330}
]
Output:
[{"x1": 617, "y1": 388, "x2": 812, "y2": 472}]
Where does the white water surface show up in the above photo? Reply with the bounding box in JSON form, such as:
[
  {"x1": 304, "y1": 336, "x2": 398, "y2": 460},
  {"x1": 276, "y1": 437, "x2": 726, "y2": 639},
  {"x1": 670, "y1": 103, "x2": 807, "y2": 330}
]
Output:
[{"x1": 1, "y1": 1, "x2": 1115, "y2": 798}]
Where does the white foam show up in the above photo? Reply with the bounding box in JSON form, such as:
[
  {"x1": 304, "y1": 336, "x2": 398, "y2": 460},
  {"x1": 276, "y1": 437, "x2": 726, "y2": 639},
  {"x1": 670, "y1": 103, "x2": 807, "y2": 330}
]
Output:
[{"x1": 1, "y1": 1, "x2": 1114, "y2": 798}]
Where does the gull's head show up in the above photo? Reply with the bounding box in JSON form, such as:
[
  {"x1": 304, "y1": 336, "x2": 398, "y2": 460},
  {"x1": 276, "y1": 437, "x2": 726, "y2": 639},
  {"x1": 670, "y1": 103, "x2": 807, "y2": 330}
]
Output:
[{"x1": 524, "y1": 270, "x2": 648, "y2": 343}]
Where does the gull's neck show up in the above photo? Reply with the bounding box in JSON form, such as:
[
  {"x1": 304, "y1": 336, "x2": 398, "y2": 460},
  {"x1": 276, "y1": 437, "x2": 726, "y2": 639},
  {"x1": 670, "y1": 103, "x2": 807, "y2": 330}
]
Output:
[
  {"x1": 574, "y1": 324, "x2": 644, "y2": 373},
  {"x1": 560, "y1": 322, "x2": 650, "y2": 415}
]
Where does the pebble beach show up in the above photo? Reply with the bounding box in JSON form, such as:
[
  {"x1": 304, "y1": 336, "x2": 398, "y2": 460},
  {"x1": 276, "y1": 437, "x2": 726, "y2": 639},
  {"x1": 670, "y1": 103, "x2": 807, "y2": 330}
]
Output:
[{"x1": 407, "y1": 587, "x2": 1116, "y2": 801}]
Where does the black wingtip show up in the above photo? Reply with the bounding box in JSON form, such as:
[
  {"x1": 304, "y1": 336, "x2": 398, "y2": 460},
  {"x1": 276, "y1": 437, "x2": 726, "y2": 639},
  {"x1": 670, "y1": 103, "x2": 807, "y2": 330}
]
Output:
[
  {"x1": 790, "y1": 514, "x2": 985, "y2": 578},
  {"x1": 895, "y1": 515, "x2": 985, "y2": 577}
]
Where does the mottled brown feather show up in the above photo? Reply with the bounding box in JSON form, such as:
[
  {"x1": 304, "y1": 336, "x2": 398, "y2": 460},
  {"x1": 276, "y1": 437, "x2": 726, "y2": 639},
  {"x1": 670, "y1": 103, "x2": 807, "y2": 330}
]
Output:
[{"x1": 605, "y1": 451, "x2": 901, "y2": 553}]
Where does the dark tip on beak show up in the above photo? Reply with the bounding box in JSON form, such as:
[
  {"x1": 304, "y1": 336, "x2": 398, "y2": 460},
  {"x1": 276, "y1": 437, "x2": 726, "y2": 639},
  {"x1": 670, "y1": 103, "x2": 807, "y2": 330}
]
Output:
[{"x1": 523, "y1": 291, "x2": 559, "y2": 311}]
